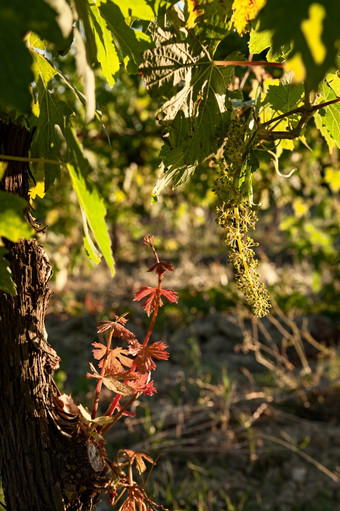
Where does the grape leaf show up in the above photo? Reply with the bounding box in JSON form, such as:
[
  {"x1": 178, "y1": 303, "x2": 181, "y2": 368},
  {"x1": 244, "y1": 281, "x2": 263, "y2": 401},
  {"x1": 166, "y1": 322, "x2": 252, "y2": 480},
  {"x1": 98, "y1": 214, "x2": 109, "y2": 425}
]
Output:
[
  {"x1": 248, "y1": 26, "x2": 291, "y2": 62},
  {"x1": 66, "y1": 127, "x2": 115, "y2": 276},
  {"x1": 122, "y1": 449, "x2": 154, "y2": 474},
  {"x1": 265, "y1": 83, "x2": 304, "y2": 114},
  {"x1": 185, "y1": 0, "x2": 233, "y2": 51},
  {"x1": 0, "y1": 248, "x2": 16, "y2": 295},
  {"x1": 88, "y1": 2, "x2": 120, "y2": 87},
  {"x1": 86, "y1": 364, "x2": 135, "y2": 396},
  {"x1": 113, "y1": 0, "x2": 173, "y2": 20},
  {"x1": 30, "y1": 51, "x2": 73, "y2": 189},
  {"x1": 148, "y1": 260, "x2": 174, "y2": 275},
  {"x1": 78, "y1": 404, "x2": 117, "y2": 425},
  {"x1": 99, "y1": 1, "x2": 151, "y2": 74},
  {"x1": 0, "y1": 192, "x2": 33, "y2": 294},
  {"x1": 126, "y1": 373, "x2": 157, "y2": 395},
  {"x1": 0, "y1": 0, "x2": 71, "y2": 113},
  {"x1": 74, "y1": 0, "x2": 98, "y2": 65},
  {"x1": 255, "y1": 0, "x2": 340, "y2": 91},
  {"x1": 140, "y1": 7, "x2": 233, "y2": 195},
  {"x1": 314, "y1": 75, "x2": 340, "y2": 149},
  {"x1": 0, "y1": 191, "x2": 33, "y2": 242},
  {"x1": 101, "y1": 375, "x2": 134, "y2": 396}
]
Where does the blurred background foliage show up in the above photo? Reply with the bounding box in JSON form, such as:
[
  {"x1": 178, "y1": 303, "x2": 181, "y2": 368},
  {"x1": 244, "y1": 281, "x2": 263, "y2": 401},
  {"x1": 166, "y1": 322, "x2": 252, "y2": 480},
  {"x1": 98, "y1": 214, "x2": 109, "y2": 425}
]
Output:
[
  {"x1": 32, "y1": 56, "x2": 339, "y2": 318},
  {"x1": 32, "y1": 53, "x2": 340, "y2": 511}
]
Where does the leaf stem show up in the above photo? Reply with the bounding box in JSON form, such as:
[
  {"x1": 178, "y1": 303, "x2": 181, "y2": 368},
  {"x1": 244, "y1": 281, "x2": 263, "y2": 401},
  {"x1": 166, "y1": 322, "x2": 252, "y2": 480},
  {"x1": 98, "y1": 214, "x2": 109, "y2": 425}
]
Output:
[
  {"x1": 103, "y1": 238, "x2": 164, "y2": 420},
  {"x1": 214, "y1": 60, "x2": 284, "y2": 68},
  {"x1": 91, "y1": 327, "x2": 114, "y2": 419},
  {"x1": 261, "y1": 97, "x2": 340, "y2": 129},
  {"x1": 0, "y1": 154, "x2": 66, "y2": 168},
  {"x1": 102, "y1": 394, "x2": 138, "y2": 435}
]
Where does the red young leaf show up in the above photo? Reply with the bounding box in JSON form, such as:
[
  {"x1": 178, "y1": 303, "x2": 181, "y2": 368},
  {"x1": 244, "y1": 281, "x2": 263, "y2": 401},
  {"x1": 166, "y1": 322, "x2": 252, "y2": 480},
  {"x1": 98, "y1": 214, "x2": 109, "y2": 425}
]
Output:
[
  {"x1": 148, "y1": 260, "x2": 174, "y2": 276},
  {"x1": 134, "y1": 341, "x2": 169, "y2": 373},
  {"x1": 161, "y1": 288, "x2": 178, "y2": 303},
  {"x1": 128, "y1": 372, "x2": 157, "y2": 396},
  {"x1": 122, "y1": 449, "x2": 154, "y2": 474},
  {"x1": 104, "y1": 347, "x2": 134, "y2": 373},
  {"x1": 133, "y1": 287, "x2": 159, "y2": 316},
  {"x1": 96, "y1": 320, "x2": 135, "y2": 341},
  {"x1": 92, "y1": 343, "x2": 133, "y2": 374},
  {"x1": 143, "y1": 234, "x2": 154, "y2": 246},
  {"x1": 92, "y1": 342, "x2": 106, "y2": 360},
  {"x1": 134, "y1": 287, "x2": 178, "y2": 316},
  {"x1": 86, "y1": 364, "x2": 135, "y2": 396},
  {"x1": 127, "y1": 338, "x2": 142, "y2": 357}
]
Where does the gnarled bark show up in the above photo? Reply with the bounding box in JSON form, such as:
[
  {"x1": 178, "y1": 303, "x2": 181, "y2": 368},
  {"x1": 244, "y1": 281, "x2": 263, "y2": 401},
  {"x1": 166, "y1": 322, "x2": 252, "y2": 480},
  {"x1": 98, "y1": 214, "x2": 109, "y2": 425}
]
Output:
[{"x1": 0, "y1": 121, "x2": 108, "y2": 510}]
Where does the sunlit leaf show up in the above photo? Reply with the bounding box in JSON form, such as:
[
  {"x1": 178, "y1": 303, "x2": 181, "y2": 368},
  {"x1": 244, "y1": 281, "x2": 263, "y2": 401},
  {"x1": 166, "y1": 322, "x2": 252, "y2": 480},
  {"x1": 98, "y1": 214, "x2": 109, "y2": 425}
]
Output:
[
  {"x1": 30, "y1": 51, "x2": 73, "y2": 189},
  {"x1": 140, "y1": 7, "x2": 233, "y2": 194},
  {"x1": 231, "y1": 0, "x2": 266, "y2": 34},
  {"x1": 99, "y1": 1, "x2": 151, "y2": 74},
  {"x1": 255, "y1": 0, "x2": 340, "y2": 91},
  {"x1": 265, "y1": 82, "x2": 304, "y2": 114},
  {"x1": 88, "y1": 2, "x2": 120, "y2": 87},
  {"x1": 66, "y1": 127, "x2": 115, "y2": 275},
  {"x1": 0, "y1": 0, "x2": 70, "y2": 112},
  {"x1": 0, "y1": 191, "x2": 33, "y2": 242},
  {"x1": 78, "y1": 404, "x2": 117, "y2": 425},
  {"x1": 314, "y1": 74, "x2": 340, "y2": 149}
]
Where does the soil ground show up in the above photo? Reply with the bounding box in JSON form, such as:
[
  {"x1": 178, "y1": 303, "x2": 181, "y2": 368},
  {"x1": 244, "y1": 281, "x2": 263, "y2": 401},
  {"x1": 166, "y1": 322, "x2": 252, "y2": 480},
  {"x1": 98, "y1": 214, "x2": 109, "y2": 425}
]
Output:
[{"x1": 46, "y1": 255, "x2": 340, "y2": 511}]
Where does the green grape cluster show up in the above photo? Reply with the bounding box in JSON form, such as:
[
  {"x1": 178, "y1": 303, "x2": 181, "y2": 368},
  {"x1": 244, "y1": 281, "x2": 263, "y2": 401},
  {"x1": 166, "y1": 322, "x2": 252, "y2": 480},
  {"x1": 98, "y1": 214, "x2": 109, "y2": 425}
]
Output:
[{"x1": 214, "y1": 121, "x2": 271, "y2": 317}]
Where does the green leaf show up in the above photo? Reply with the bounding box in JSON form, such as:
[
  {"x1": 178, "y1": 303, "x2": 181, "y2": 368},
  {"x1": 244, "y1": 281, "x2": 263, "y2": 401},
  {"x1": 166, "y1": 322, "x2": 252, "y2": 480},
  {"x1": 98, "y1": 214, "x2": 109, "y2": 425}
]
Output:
[
  {"x1": 255, "y1": 0, "x2": 340, "y2": 91},
  {"x1": 112, "y1": 0, "x2": 158, "y2": 20},
  {"x1": 78, "y1": 404, "x2": 117, "y2": 425},
  {"x1": 265, "y1": 83, "x2": 305, "y2": 114},
  {"x1": 184, "y1": 0, "x2": 233, "y2": 51},
  {"x1": 140, "y1": 8, "x2": 233, "y2": 191},
  {"x1": 81, "y1": 209, "x2": 102, "y2": 264},
  {"x1": 314, "y1": 75, "x2": 340, "y2": 149},
  {"x1": 0, "y1": 248, "x2": 16, "y2": 295},
  {"x1": 74, "y1": 0, "x2": 98, "y2": 64},
  {"x1": 30, "y1": 51, "x2": 73, "y2": 189},
  {"x1": 99, "y1": 1, "x2": 151, "y2": 73},
  {"x1": 248, "y1": 26, "x2": 291, "y2": 62},
  {"x1": 88, "y1": 2, "x2": 120, "y2": 87},
  {"x1": 0, "y1": 0, "x2": 70, "y2": 113},
  {"x1": 0, "y1": 191, "x2": 33, "y2": 242},
  {"x1": 152, "y1": 147, "x2": 197, "y2": 196},
  {"x1": 66, "y1": 127, "x2": 115, "y2": 276},
  {"x1": 108, "y1": 0, "x2": 177, "y2": 21}
]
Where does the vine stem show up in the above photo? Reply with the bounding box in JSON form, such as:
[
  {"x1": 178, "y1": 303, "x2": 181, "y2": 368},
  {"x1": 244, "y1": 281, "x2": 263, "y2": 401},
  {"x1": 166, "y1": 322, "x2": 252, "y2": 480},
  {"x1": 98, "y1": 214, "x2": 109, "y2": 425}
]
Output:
[
  {"x1": 214, "y1": 60, "x2": 284, "y2": 68},
  {"x1": 91, "y1": 326, "x2": 114, "y2": 419},
  {"x1": 102, "y1": 394, "x2": 138, "y2": 435},
  {"x1": 103, "y1": 297, "x2": 160, "y2": 419},
  {"x1": 103, "y1": 239, "x2": 162, "y2": 420},
  {"x1": 261, "y1": 97, "x2": 340, "y2": 129},
  {"x1": 0, "y1": 154, "x2": 65, "y2": 167}
]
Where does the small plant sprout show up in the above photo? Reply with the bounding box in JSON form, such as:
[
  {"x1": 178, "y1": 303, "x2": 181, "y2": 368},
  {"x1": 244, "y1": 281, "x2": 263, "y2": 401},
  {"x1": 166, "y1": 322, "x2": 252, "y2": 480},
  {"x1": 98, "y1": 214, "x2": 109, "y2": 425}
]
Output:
[{"x1": 56, "y1": 235, "x2": 178, "y2": 510}]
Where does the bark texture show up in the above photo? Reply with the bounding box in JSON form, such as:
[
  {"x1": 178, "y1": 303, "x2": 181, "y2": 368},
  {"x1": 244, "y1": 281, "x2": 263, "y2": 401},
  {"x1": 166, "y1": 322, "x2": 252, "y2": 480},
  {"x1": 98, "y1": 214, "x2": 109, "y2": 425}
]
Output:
[{"x1": 0, "y1": 121, "x2": 108, "y2": 510}]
